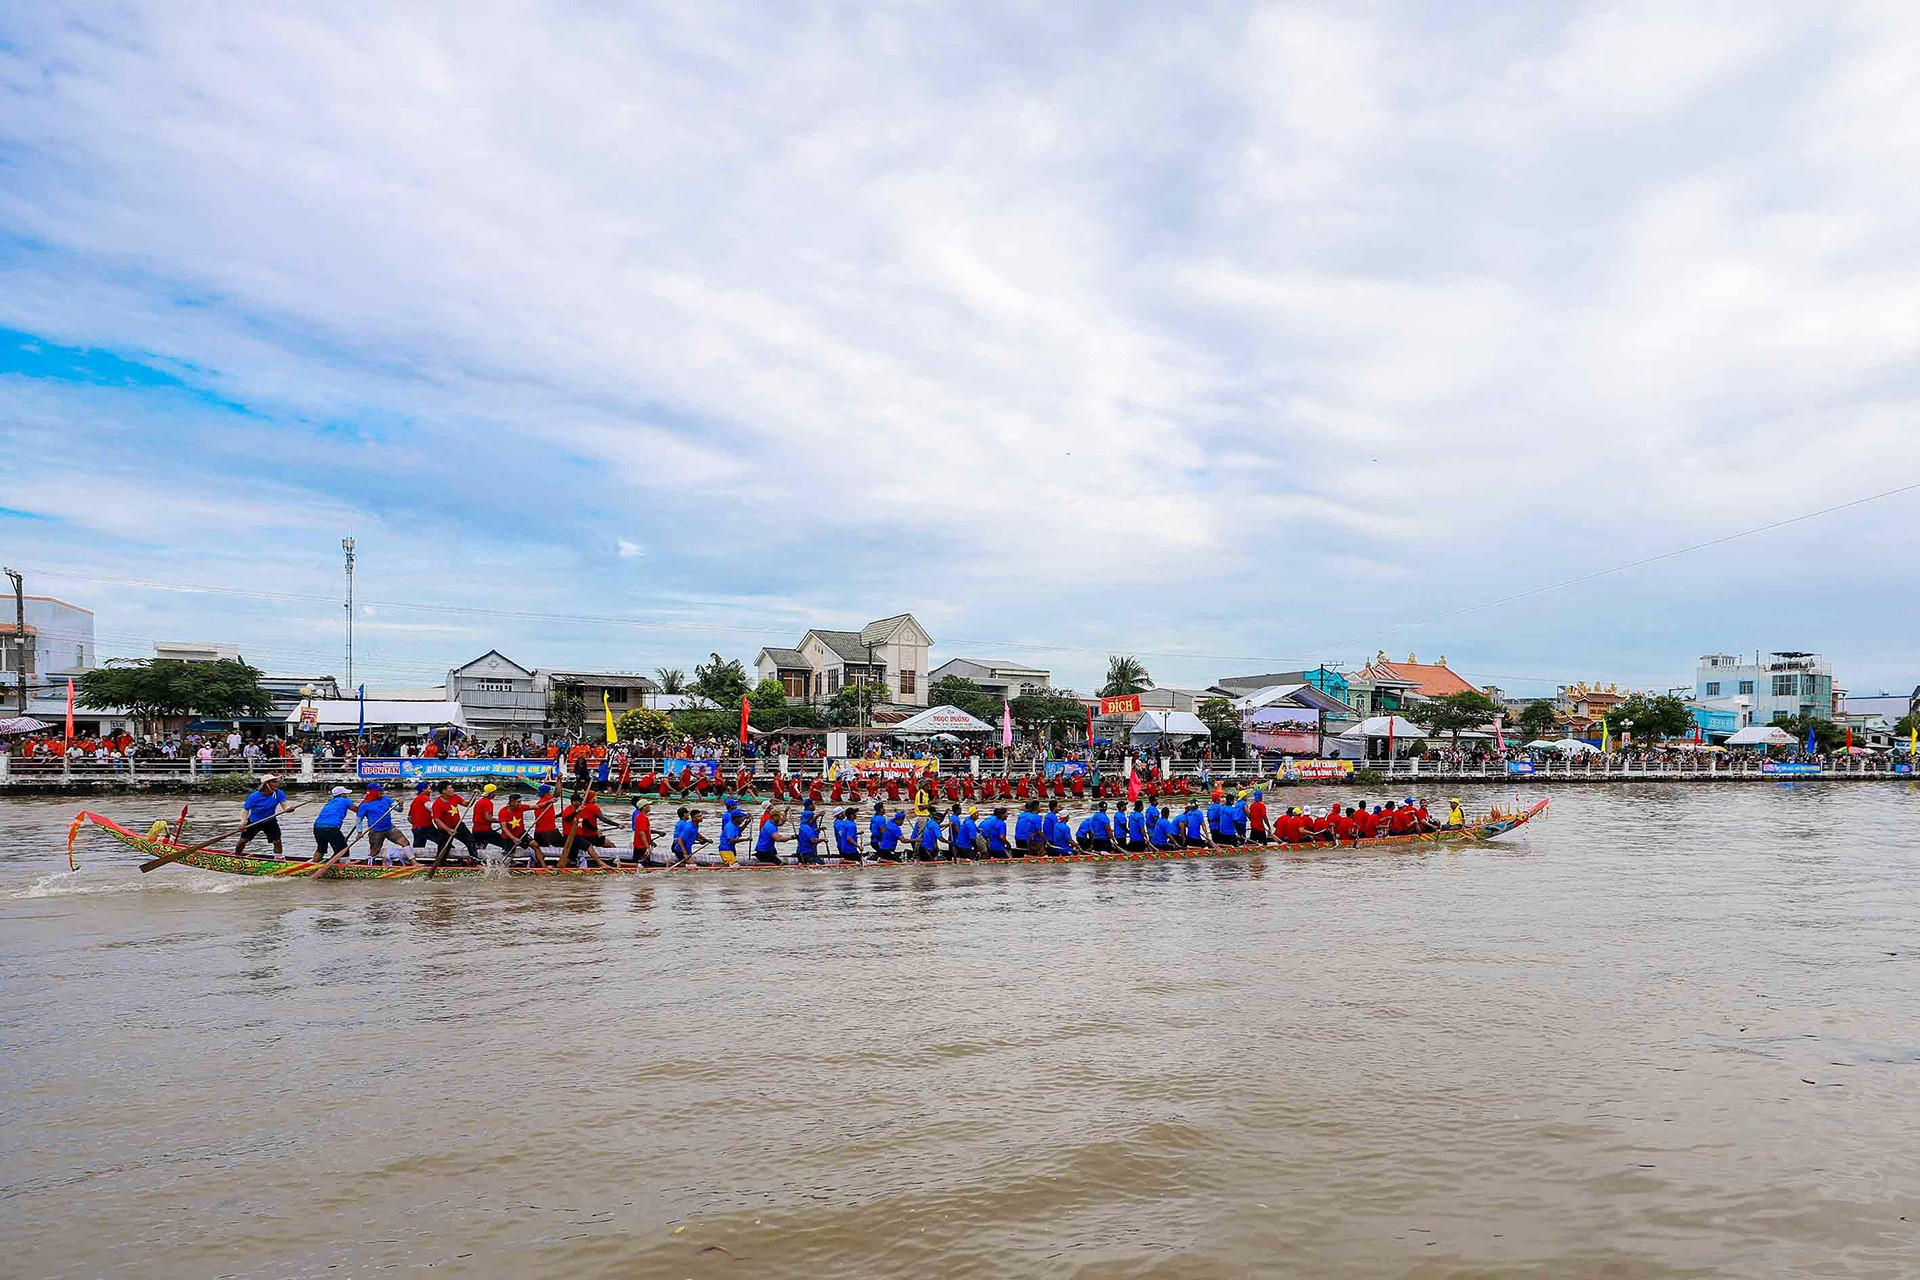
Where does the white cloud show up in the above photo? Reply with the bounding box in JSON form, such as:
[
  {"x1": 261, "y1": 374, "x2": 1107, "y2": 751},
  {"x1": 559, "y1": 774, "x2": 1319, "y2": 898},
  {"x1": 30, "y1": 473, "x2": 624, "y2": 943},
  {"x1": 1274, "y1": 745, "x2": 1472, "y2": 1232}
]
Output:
[{"x1": 3, "y1": 2, "x2": 1920, "y2": 693}]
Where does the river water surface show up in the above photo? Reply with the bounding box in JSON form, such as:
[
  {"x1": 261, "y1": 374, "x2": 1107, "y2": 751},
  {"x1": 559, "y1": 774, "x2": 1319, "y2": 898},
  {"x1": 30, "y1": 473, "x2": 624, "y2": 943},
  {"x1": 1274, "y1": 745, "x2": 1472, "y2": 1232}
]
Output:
[{"x1": 4, "y1": 784, "x2": 1918, "y2": 1278}]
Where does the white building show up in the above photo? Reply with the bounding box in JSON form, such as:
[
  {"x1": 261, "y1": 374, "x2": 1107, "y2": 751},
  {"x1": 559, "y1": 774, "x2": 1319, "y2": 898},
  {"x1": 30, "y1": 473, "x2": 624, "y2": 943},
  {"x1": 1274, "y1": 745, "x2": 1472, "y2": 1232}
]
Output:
[
  {"x1": 1695, "y1": 652, "x2": 1837, "y2": 726},
  {"x1": 928, "y1": 657, "x2": 1050, "y2": 700},
  {"x1": 446, "y1": 650, "x2": 545, "y2": 738},
  {"x1": 755, "y1": 613, "x2": 933, "y2": 707},
  {"x1": 0, "y1": 595, "x2": 95, "y2": 684}
]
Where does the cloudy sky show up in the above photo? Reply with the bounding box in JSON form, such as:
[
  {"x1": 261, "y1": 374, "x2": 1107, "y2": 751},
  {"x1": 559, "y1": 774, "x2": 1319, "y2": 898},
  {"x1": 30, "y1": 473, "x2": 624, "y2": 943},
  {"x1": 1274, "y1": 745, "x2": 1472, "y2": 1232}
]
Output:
[{"x1": 3, "y1": 2, "x2": 1918, "y2": 697}]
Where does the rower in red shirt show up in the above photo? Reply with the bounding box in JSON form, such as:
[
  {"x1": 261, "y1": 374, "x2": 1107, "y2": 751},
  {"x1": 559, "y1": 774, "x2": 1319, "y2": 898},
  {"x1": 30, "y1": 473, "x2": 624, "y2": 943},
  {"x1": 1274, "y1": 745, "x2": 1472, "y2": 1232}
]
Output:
[
  {"x1": 497, "y1": 792, "x2": 532, "y2": 859},
  {"x1": 470, "y1": 784, "x2": 507, "y2": 855},
  {"x1": 629, "y1": 800, "x2": 654, "y2": 864},
  {"x1": 1385, "y1": 802, "x2": 1414, "y2": 834},
  {"x1": 1330, "y1": 806, "x2": 1357, "y2": 845},
  {"x1": 428, "y1": 783, "x2": 478, "y2": 862},
  {"x1": 531, "y1": 785, "x2": 562, "y2": 862},
  {"x1": 1353, "y1": 805, "x2": 1379, "y2": 840},
  {"x1": 1247, "y1": 793, "x2": 1269, "y2": 842},
  {"x1": 408, "y1": 781, "x2": 435, "y2": 852}
]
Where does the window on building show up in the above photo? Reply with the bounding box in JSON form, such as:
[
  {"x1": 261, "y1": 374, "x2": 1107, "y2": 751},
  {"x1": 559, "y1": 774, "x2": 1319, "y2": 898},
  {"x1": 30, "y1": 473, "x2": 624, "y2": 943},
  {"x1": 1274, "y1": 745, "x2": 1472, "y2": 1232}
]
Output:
[
  {"x1": 1738, "y1": 680, "x2": 1754, "y2": 695},
  {"x1": 899, "y1": 668, "x2": 916, "y2": 695},
  {"x1": 1705, "y1": 682, "x2": 1721, "y2": 697},
  {"x1": 605, "y1": 688, "x2": 627, "y2": 704},
  {"x1": 782, "y1": 673, "x2": 807, "y2": 699},
  {"x1": 1771, "y1": 710, "x2": 1791, "y2": 723},
  {"x1": 1772, "y1": 675, "x2": 1798, "y2": 696},
  {"x1": 1800, "y1": 705, "x2": 1814, "y2": 720},
  {"x1": 829, "y1": 669, "x2": 841, "y2": 694}
]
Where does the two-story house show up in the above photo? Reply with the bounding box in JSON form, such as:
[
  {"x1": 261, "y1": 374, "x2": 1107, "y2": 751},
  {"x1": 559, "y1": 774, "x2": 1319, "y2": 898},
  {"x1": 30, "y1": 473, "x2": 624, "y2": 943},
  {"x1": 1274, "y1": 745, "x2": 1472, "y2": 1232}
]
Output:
[{"x1": 755, "y1": 613, "x2": 933, "y2": 707}]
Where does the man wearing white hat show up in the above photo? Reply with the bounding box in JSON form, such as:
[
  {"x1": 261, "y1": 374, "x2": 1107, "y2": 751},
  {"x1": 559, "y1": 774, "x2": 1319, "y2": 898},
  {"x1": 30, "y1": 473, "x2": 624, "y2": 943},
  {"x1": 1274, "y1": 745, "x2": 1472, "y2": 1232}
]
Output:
[{"x1": 311, "y1": 785, "x2": 360, "y2": 862}]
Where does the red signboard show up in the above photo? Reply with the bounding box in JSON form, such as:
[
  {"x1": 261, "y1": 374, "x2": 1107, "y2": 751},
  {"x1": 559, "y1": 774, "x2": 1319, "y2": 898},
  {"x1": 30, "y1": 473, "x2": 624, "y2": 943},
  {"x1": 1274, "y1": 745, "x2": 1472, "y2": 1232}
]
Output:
[{"x1": 1098, "y1": 695, "x2": 1142, "y2": 715}]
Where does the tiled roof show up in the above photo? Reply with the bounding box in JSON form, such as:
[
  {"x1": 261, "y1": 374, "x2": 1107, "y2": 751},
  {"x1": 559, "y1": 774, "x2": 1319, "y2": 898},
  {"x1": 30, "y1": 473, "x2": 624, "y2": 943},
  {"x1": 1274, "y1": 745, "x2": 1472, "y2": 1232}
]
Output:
[
  {"x1": 861, "y1": 613, "x2": 922, "y2": 644},
  {"x1": 1362, "y1": 658, "x2": 1476, "y2": 698},
  {"x1": 759, "y1": 647, "x2": 810, "y2": 669},
  {"x1": 810, "y1": 630, "x2": 874, "y2": 664}
]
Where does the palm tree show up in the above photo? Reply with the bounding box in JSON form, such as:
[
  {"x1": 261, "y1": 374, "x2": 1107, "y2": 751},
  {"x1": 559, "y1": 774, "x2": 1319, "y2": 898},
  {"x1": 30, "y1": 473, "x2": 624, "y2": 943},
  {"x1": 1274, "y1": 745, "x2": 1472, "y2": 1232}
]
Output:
[
  {"x1": 654, "y1": 667, "x2": 686, "y2": 694},
  {"x1": 1100, "y1": 655, "x2": 1151, "y2": 697}
]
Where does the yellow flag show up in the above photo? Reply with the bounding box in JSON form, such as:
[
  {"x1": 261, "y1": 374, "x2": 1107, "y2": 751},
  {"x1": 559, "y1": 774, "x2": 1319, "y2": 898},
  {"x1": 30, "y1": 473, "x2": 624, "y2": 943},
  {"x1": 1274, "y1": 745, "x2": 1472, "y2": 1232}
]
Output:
[
  {"x1": 604, "y1": 692, "x2": 618, "y2": 744},
  {"x1": 1601, "y1": 720, "x2": 1610, "y2": 752}
]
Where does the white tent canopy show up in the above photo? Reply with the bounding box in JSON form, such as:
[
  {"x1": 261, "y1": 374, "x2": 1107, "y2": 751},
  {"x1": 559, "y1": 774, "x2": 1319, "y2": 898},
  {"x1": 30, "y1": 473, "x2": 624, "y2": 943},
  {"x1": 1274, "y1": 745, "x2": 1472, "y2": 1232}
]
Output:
[
  {"x1": 286, "y1": 699, "x2": 467, "y2": 731},
  {"x1": 1726, "y1": 725, "x2": 1795, "y2": 746},
  {"x1": 888, "y1": 704, "x2": 995, "y2": 734},
  {"x1": 1338, "y1": 715, "x2": 1426, "y2": 740},
  {"x1": 1131, "y1": 710, "x2": 1210, "y2": 738},
  {"x1": 1229, "y1": 684, "x2": 1307, "y2": 712},
  {"x1": 1523, "y1": 739, "x2": 1559, "y2": 749},
  {"x1": 1543, "y1": 737, "x2": 1600, "y2": 754}
]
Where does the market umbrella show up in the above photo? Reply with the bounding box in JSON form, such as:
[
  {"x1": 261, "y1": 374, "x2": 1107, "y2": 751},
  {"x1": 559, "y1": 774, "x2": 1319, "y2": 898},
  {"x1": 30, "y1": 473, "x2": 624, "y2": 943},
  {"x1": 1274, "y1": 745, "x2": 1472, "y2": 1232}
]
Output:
[{"x1": 0, "y1": 716, "x2": 50, "y2": 736}]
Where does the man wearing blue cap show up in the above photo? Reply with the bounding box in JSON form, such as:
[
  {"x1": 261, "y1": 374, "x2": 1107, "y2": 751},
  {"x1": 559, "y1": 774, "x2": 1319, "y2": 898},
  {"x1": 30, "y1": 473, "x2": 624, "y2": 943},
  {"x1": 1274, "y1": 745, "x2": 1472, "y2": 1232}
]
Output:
[{"x1": 718, "y1": 797, "x2": 745, "y2": 863}]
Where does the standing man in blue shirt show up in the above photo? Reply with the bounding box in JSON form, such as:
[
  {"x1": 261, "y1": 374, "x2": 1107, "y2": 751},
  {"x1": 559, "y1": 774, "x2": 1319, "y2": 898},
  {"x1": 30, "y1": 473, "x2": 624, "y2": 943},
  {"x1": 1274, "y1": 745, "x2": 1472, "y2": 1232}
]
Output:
[
  {"x1": 950, "y1": 806, "x2": 979, "y2": 859},
  {"x1": 869, "y1": 801, "x2": 889, "y2": 856},
  {"x1": 874, "y1": 807, "x2": 904, "y2": 861},
  {"x1": 1125, "y1": 801, "x2": 1148, "y2": 852},
  {"x1": 358, "y1": 783, "x2": 406, "y2": 865},
  {"x1": 236, "y1": 775, "x2": 289, "y2": 859},
  {"x1": 310, "y1": 785, "x2": 359, "y2": 862},
  {"x1": 913, "y1": 807, "x2": 945, "y2": 861},
  {"x1": 718, "y1": 798, "x2": 745, "y2": 863},
  {"x1": 795, "y1": 810, "x2": 823, "y2": 864}
]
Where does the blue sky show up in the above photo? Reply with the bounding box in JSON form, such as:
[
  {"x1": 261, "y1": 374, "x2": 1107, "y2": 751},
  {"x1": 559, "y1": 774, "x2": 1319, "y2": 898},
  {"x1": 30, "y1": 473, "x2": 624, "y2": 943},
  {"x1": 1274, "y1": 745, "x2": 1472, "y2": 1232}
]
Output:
[{"x1": 2, "y1": 2, "x2": 1919, "y2": 697}]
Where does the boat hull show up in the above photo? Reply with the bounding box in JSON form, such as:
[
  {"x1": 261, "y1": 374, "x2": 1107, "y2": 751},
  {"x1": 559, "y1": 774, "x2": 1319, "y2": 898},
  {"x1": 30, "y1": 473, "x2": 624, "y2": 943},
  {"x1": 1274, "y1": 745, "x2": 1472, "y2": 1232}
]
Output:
[{"x1": 71, "y1": 800, "x2": 1548, "y2": 879}]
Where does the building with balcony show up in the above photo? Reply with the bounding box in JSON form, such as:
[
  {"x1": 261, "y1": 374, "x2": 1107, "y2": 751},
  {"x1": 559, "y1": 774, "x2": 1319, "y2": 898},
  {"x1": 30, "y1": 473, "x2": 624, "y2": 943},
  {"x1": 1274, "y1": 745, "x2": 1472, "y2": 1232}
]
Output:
[
  {"x1": 446, "y1": 650, "x2": 545, "y2": 739},
  {"x1": 755, "y1": 613, "x2": 933, "y2": 707},
  {"x1": 533, "y1": 669, "x2": 660, "y2": 741},
  {"x1": 1695, "y1": 652, "x2": 1836, "y2": 726}
]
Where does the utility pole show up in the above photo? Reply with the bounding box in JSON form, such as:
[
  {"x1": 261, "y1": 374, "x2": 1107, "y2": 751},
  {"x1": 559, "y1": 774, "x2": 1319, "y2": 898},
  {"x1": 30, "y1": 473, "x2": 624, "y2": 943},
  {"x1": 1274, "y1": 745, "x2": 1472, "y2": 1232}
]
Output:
[
  {"x1": 3, "y1": 567, "x2": 23, "y2": 715},
  {"x1": 342, "y1": 537, "x2": 356, "y2": 690}
]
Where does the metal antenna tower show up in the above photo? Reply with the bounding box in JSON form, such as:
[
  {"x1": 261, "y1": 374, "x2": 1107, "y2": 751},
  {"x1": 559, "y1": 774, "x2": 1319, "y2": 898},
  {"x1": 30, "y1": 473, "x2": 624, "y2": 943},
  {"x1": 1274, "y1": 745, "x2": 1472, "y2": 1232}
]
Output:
[{"x1": 342, "y1": 537, "x2": 356, "y2": 689}]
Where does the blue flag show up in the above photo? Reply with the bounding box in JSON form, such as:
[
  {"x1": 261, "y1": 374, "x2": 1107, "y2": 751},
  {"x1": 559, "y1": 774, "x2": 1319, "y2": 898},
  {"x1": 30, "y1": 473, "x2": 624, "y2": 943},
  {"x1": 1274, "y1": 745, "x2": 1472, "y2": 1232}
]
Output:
[
  {"x1": 1805, "y1": 726, "x2": 1816, "y2": 755},
  {"x1": 356, "y1": 684, "x2": 366, "y2": 740}
]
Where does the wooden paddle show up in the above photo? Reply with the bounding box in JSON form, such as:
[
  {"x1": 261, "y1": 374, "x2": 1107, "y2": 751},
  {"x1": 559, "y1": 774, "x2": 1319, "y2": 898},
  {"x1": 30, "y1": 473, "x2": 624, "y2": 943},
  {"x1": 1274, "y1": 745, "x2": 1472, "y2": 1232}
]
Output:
[{"x1": 139, "y1": 800, "x2": 308, "y2": 873}]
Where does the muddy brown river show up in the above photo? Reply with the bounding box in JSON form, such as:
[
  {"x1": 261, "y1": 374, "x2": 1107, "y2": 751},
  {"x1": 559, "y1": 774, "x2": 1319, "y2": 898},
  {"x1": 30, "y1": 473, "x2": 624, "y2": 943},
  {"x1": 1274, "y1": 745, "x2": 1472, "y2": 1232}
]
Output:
[{"x1": 4, "y1": 783, "x2": 1917, "y2": 1278}]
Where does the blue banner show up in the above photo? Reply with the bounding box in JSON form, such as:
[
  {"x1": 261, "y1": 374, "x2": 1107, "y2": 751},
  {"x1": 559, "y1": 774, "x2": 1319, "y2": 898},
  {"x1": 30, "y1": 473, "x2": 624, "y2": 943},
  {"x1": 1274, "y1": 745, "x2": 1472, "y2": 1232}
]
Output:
[
  {"x1": 1896, "y1": 764, "x2": 1914, "y2": 775},
  {"x1": 1042, "y1": 761, "x2": 1089, "y2": 779},
  {"x1": 1760, "y1": 761, "x2": 1822, "y2": 776},
  {"x1": 662, "y1": 758, "x2": 721, "y2": 780},
  {"x1": 358, "y1": 758, "x2": 559, "y2": 781},
  {"x1": 1505, "y1": 760, "x2": 1536, "y2": 775}
]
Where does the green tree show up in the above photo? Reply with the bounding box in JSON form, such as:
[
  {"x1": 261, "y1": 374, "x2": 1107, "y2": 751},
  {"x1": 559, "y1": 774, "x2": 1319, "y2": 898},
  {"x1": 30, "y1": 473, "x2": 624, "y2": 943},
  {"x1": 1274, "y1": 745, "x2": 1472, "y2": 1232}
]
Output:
[
  {"x1": 1776, "y1": 713, "x2": 1844, "y2": 754},
  {"x1": 690, "y1": 652, "x2": 752, "y2": 707},
  {"x1": 76, "y1": 659, "x2": 273, "y2": 727},
  {"x1": 1895, "y1": 713, "x2": 1918, "y2": 741},
  {"x1": 653, "y1": 667, "x2": 686, "y2": 695},
  {"x1": 1515, "y1": 700, "x2": 1560, "y2": 741},
  {"x1": 1605, "y1": 693, "x2": 1694, "y2": 744},
  {"x1": 547, "y1": 689, "x2": 585, "y2": 735},
  {"x1": 1100, "y1": 655, "x2": 1152, "y2": 698},
  {"x1": 825, "y1": 679, "x2": 891, "y2": 726},
  {"x1": 1405, "y1": 690, "x2": 1500, "y2": 745},
  {"x1": 929, "y1": 674, "x2": 1005, "y2": 725},
  {"x1": 1010, "y1": 691, "x2": 1089, "y2": 742},
  {"x1": 1195, "y1": 697, "x2": 1244, "y2": 753},
  {"x1": 614, "y1": 708, "x2": 672, "y2": 739},
  {"x1": 670, "y1": 706, "x2": 739, "y2": 740}
]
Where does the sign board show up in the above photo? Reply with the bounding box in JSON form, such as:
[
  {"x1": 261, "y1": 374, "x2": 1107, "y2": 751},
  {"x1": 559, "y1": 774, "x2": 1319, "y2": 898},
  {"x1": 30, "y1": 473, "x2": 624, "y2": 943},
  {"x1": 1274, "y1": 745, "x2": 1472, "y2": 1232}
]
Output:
[
  {"x1": 358, "y1": 758, "x2": 558, "y2": 782},
  {"x1": 1760, "y1": 761, "x2": 1822, "y2": 776},
  {"x1": 1042, "y1": 760, "x2": 1089, "y2": 779},
  {"x1": 662, "y1": 758, "x2": 721, "y2": 780},
  {"x1": 1896, "y1": 763, "x2": 1914, "y2": 775},
  {"x1": 1505, "y1": 760, "x2": 1536, "y2": 776},
  {"x1": 828, "y1": 757, "x2": 939, "y2": 779},
  {"x1": 1098, "y1": 695, "x2": 1142, "y2": 716},
  {"x1": 298, "y1": 706, "x2": 318, "y2": 731},
  {"x1": 1277, "y1": 759, "x2": 1353, "y2": 781}
]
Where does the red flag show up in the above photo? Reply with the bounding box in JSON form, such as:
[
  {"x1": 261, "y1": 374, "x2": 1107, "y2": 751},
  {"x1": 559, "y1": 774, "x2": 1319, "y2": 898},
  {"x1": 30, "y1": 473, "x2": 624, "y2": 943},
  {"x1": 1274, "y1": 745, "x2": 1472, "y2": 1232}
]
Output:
[
  {"x1": 1086, "y1": 703, "x2": 1094, "y2": 750},
  {"x1": 1846, "y1": 726, "x2": 1852, "y2": 753},
  {"x1": 1127, "y1": 757, "x2": 1140, "y2": 803},
  {"x1": 64, "y1": 677, "x2": 75, "y2": 744},
  {"x1": 1386, "y1": 716, "x2": 1395, "y2": 761},
  {"x1": 739, "y1": 698, "x2": 751, "y2": 744}
]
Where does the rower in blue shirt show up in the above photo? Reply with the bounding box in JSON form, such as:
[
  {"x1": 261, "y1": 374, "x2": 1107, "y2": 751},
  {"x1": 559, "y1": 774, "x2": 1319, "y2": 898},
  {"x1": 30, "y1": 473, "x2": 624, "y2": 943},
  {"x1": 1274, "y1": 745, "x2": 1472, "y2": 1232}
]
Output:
[
  {"x1": 834, "y1": 808, "x2": 861, "y2": 862},
  {"x1": 796, "y1": 813, "x2": 823, "y2": 864},
  {"x1": 869, "y1": 802, "x2": 889, "y2": 853},
  {"x1": 1013, "y1": 801, "x2": 1042, "y2": 855},
  {"x1": 754, "y1": 812, "x2": 791, "y2": 864},
  {"x1": 1046, "y1": 810, "x2": 1074, "y2": 855},
  {"x1": 670, "y1": 808, "x2": 694, "y2": 860},
  {"x1": 981, "y1": 807, "x2": 1010, "y2": 857},
  {"x1": 1150, "y1": 813, "x2": 1176, "y2": 849},
  {"x1": 1144, "y1": 800, "x2": 1161, "y2": 832},
  {"x1": 718, "y1": 798, "x2": 744, "y2": 860},
  {"x1": 1182, "y1": 803, "x2": 1210, "y2": 846},
  {"x1": 914, "y1": 808, "x2": 945, "y2": 861},
  {"x1": 1205, "y1": 799, "x2": 1226, "y2": 841},
  {"x1": 359, "y1": 784, "x2": 407, "y2": 865},
  {"x1": 310, "y1": 786, "x2": 360, "y2": 862},
  {"x1": 874, "y1": 809, "x2": 904, "y2": 861},
  {"x1": 951, "y1": 807, "x2": 979, "y2": 858},
  {"x1": 1223, "y1": 796, "x2": 1248, "y2": 846},
  {"x1": 236, "y1": 776, "x2": 290, "y2": 858},
  {"x1": 1125, "y1": 803, "x2": 1147, "y2": 851}
]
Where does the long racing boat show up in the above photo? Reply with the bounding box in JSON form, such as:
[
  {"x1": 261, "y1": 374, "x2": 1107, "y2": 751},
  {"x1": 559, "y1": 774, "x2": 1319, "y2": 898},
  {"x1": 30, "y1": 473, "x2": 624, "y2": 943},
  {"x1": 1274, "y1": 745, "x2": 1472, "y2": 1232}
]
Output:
[{"x1": 67, "y1": 799, "x2": 1549, "y2": 879}]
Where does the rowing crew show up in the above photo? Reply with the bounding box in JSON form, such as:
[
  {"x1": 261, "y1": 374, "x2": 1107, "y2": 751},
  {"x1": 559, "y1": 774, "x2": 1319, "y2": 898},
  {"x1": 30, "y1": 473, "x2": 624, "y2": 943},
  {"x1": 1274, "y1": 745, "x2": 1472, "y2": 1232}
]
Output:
[{"x1": 651, "y1": 792, "x2": 1457, "y2": 866}]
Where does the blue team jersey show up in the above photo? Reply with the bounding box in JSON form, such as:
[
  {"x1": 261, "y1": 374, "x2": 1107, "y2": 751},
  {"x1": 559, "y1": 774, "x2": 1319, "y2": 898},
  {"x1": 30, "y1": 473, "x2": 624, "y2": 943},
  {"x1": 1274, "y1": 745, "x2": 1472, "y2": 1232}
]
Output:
[
  {"x1": 1127, "y1": 812, "x2": 1146, "y2": 841},
  {"x1": 1184, "y1": 811, "x2": 1206, "y2": 839},
  {"x1": 1150, "y1": 817, "x2": 1174, "y2": 847},
  {"x1": 917, "y1": 820, "x2": 941, "y2": 852},
  {"x1": 314, "y1": 795, "x2": 355, "y2": 827},
  {"x1": 1087, "y1": 812, "x2": 1111, "y2": 839},
  {"x1": 796, "y1": 822, "x2": 819, "y2": 856},
  {"x1": 1048, "y1": 820, "x2": 1073, "y2": 853},
  {"x1": 755, "y1": 823, "x2": 777, "y2": 855},
  {"x1": 835, "y1": 818, "x2": 858, "y2": 854},
  {"x1": 360, "y1": 795, "x2": 396, "y2": 831},
  {"x1": 982, "y1": 817, "x2": 1008, "y2": 851},
  {"x1": 954, "y1": 817, "x2": 977, "y2": 849},
  {"x1": 242, "y1": 788, "x2": 286, "y2": 823}
]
